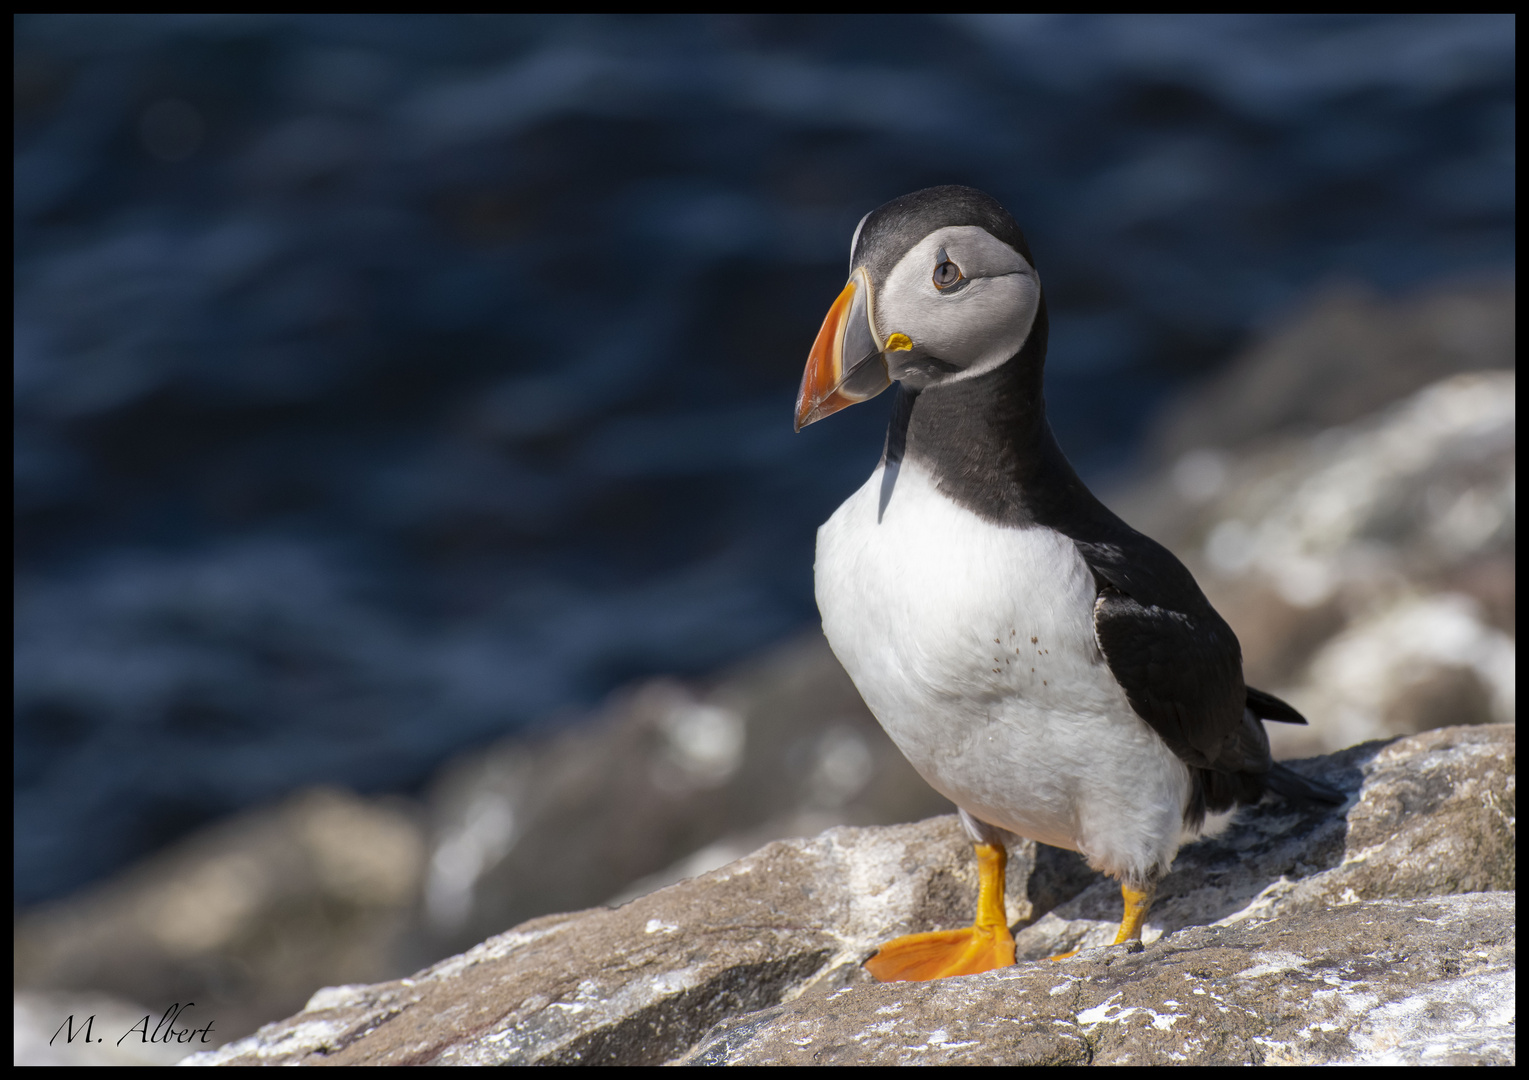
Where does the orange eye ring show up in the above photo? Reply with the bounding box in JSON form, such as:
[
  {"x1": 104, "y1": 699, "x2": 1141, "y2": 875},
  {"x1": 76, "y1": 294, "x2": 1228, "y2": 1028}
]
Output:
[{"x1": 933, "y1": 260, "x2": 963, "y2": 290}]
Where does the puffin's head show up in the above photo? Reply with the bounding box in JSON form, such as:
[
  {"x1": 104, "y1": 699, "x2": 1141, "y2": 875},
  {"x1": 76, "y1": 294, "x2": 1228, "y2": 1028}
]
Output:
[{"x1": 794, "y1": 185, "x2": 1043, "y2": 431}]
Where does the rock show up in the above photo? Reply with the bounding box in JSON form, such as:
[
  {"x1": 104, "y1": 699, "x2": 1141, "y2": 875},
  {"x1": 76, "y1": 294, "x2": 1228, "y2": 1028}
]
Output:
[
  {"x1": 1284, "y1": 592, "x2": 1513, "y2": 753},
  {"x1": 1011, "y1": 724, "x2": 1514, "y2": 959},
  {"x1": 683, "y1": 893, "x2": 1514, "y2": 1066},
  {"x1": 417, "y1": 635, "x2": 953, "y2": 960},
  {"x1": 1116, "y1": 371, "x2": 1515, "y2": 758},
  {"x1": 185, "y1": 724, "x2": 1514, "y2": 1066},
  {"x1": 12, "y1": 788, "x2": 425, "y2": 1044},
  {"x1": 1195, "y1": 372, "x2": 1513, "y2": 608},
  {"x1": 1150, "y1": 276, "x2": 1515, "y2": 460},
  {"x1": 11, "y1": 634, "x2": 953, "y2": 1046}
]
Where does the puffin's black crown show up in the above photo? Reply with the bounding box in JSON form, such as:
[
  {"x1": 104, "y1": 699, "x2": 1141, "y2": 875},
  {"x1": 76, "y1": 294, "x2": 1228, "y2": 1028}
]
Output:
[{"x1": 852, "y1": 185, "x2": 1035, "y2": 283}]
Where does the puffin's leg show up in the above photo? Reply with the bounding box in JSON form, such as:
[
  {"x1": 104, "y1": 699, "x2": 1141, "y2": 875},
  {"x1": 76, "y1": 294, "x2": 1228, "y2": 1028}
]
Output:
[
  {"x1": 1049, "y1": 878, "x2": 1157, "y2": 960},
  {"x1": 864, "y1": 828, "x2": 1015, "y2": 982},
  {"x1": 1111, "y1": 880, "x2": 1155, "y2": 944}
]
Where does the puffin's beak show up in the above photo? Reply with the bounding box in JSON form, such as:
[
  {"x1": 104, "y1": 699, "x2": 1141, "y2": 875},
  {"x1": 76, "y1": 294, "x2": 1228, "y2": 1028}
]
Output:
[{"x1": 794, "y1": 268, "x2": 893, "y2": 431}]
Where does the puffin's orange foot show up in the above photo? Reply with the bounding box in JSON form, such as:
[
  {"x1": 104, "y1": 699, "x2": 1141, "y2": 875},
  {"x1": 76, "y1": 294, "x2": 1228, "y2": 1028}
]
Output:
[
  {"x1": 1047, "y1": 948, "x2": 1080, "y2": 962},
  {"x1": 865, "y1": 925, "x2": 1016, "y2": 982}
]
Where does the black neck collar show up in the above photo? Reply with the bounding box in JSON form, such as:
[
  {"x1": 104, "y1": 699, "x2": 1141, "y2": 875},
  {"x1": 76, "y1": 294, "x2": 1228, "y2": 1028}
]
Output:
[{"x1": 880, "y1": 298, "x2": 1109, "y2": 531}]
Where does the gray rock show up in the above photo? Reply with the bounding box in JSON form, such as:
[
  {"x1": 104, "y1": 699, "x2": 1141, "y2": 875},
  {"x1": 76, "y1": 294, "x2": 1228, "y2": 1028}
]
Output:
[
  {"x1": 1118, "y1": 370, "x2": 1515, "y2": 758},
  {"x1": 683, "y1": 893, "x2": 1514, "y2": 1066},
  {"x1": 1011, "y1": 723, "x2": 1515, "y2": 958},
  {"x1": 418, "y1": 635, "x2": 953, "y2": 960},
  {"x1": 1150, "y1": 276, "x2": 1515, "y2": 460},
  {"x1": 186, "y1": 724, "x2": 1514, "y2": 1066},
  {"x1": 13, "y1": 788, "x2": 425, "y2": 1043},
  {"x1": 12, "y1": 635, "x2": 954, "y2": 1048}
]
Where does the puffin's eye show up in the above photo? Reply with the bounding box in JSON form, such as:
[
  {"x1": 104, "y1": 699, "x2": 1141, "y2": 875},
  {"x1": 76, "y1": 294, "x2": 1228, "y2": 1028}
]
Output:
[{"x1": 933, "y1": 260, "x2": 963, "y2": 290}]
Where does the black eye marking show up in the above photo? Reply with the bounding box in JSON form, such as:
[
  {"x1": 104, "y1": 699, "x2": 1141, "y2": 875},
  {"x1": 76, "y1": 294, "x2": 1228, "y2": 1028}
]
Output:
[{"x1": 933, "y1": 259, "x2": 964, "y2": 290}]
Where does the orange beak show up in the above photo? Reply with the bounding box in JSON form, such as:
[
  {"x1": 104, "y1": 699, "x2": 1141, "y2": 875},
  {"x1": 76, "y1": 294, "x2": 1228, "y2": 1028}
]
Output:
[{"x1": 793, "y1": 269, "x2": 892, "y2": 431}]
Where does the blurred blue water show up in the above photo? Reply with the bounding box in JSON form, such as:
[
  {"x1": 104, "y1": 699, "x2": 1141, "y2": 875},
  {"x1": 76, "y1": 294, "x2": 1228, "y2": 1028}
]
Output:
[{"x1": 13, "y1": 14, "x2": 1515, "y2": 904}]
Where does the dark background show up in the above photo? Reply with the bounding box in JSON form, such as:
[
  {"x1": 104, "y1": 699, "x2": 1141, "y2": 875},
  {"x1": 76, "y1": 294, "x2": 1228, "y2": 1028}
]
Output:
[{"x1": 13, "y1": 14, "x2": 1516, "y2": 906}]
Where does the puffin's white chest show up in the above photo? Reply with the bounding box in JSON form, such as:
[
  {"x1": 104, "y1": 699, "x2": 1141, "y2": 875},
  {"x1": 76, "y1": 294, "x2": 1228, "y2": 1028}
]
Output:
[{"x1": 814, "y1": 460, "x2": 1193, "y2": 881}]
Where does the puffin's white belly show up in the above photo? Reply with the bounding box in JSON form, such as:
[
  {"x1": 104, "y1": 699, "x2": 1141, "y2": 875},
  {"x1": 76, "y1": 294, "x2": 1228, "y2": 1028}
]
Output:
[{"x1": 815, "y1": 460, "x2": 1193, "y2": 883}]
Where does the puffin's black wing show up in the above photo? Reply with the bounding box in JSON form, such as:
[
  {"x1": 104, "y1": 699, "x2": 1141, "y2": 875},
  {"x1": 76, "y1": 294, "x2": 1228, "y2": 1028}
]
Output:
[
  {"x1": 1072, "y1": 532, "x2": 1346, "y2": 811},
  {"x1": 995, "y1": 431, "x2": 1341, "y2": 805},
  {"x1": 1072, "y1": 535, "x2": 1260, "y2": 775}
]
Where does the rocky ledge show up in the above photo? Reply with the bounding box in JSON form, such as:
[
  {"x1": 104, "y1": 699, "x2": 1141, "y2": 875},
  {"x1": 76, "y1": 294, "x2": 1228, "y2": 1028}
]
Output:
[{"x1": 187, "y1": 724, "x2": 1514, "y2": 1066}]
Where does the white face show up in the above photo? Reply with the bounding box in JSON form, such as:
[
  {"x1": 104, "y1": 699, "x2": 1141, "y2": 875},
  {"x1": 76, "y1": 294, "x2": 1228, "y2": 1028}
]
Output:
[{"x1": 870, "y1": 225, "x2": 1041, "y2": 389}]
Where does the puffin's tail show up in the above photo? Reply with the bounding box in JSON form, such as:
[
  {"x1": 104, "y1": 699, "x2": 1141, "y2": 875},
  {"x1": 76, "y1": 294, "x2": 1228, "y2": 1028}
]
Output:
[
  {"x1": 1246, "y1": 685, "x2": 1347, "y2": 805},
  {"x1": 1266, "y1": 762, "x2": 1346, "y2": 807},
  {"x1": 1246, "y1": 685, "x2": 1308, "y2": 725}
]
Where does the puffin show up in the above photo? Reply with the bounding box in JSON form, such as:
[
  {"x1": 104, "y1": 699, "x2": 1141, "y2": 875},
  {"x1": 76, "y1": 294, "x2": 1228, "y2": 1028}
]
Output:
[{"x1": 794, "y1": 185, "x2": 1343, "y2": 982}]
